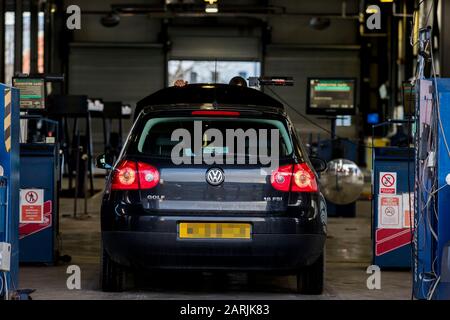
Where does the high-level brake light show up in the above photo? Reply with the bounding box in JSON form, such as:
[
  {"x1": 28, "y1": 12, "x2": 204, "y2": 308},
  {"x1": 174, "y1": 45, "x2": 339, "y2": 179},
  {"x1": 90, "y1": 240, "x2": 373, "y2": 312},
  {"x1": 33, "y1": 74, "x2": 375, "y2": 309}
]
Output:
[{"x1": 191, "y1": 110, "x2": 240, "y2": 116}]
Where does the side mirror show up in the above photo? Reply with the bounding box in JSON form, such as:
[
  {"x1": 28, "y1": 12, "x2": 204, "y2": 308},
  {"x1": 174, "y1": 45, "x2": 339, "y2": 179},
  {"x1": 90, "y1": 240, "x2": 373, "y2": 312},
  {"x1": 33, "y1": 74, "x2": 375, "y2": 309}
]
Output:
[
  {"x1": 96, "y1": 154, "x2": 113, "y2": 170},
  {"x1": 310, "y1": 157, "x2": 327, "y2": 173}
]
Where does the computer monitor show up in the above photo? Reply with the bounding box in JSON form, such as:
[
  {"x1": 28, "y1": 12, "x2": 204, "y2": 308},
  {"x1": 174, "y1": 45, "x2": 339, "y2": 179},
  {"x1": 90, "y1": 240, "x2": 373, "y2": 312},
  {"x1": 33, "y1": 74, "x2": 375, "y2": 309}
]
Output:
[
  {"x1": 13, "y1": 77, "x2": 46, "y2": 110},
  {"x1": 306, "y1": 78, "x2": 357, "y2": 116}
]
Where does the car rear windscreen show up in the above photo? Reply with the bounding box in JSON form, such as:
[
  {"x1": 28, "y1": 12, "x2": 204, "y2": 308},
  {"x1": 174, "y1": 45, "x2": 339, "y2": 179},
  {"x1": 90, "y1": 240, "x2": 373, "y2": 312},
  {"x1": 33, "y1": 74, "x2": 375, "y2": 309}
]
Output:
[{"x1": 135, "y1": 117, "x2": 293, "y2": 160}]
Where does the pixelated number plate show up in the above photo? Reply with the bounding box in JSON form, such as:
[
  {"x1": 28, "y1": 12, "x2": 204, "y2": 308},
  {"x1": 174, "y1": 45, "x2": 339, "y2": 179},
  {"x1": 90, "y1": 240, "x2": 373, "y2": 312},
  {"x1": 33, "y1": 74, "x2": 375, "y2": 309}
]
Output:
[{"x1": 179, "y1": 222, "x2": 251, "y2": 239}]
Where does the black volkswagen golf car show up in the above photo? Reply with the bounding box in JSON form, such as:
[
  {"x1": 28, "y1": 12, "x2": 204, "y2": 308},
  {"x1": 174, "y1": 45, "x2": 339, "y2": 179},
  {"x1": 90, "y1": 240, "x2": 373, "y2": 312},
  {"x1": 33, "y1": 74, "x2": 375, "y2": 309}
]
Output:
[{"x1": 98, "y1": 83, "x2": 327, "y2": 294}]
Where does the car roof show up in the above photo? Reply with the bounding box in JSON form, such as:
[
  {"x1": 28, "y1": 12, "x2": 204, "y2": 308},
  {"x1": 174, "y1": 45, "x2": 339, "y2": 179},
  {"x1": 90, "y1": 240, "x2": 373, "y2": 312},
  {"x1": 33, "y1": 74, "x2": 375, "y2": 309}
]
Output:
[{"x1": 135, "y1": 83, "x2": 284, "y2": 119}]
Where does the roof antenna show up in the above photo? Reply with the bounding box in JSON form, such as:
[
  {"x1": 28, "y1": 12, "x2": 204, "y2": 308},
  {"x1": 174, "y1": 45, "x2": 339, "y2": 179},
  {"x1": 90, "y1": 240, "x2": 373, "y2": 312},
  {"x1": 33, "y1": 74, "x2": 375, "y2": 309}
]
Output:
[{"x1": 213, "y1": 59, "x2": 218, "y2": 108}]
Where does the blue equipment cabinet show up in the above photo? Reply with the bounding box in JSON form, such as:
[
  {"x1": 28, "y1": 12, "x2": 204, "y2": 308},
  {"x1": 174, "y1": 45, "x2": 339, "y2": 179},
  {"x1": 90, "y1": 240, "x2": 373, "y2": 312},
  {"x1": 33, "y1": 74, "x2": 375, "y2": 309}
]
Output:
[
  {"x1": 372, "y1": 147, "x2": 414, "y2": 269},
  {"x1": 414, "y1": 79, "x2": 450, "y2": 299},
  {"x1": 19, "y1": 142, "x2": 59, "y2": 264},
  {"x1": 0, "y1": 84, "x2": 20, "y2": 298},
  {"x1": 435, "y1": 80, "x2": 450, "y2": 299}
]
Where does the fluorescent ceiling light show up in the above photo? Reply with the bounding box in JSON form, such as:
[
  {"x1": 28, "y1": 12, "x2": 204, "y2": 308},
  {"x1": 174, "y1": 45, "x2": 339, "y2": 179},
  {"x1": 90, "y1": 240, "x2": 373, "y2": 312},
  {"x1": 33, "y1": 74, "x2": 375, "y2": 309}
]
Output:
[
  {"x1": 366, "y1": 7, "x2": 378, "y2": 14},
  {"x1": 205, "y1": 4, "x2": 218, "y2": 13}
]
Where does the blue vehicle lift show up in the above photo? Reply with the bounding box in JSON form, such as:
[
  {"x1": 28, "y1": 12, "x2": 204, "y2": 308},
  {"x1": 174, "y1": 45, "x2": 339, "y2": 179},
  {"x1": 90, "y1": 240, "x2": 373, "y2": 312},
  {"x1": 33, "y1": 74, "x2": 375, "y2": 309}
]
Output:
[{"x1": 0, "y1": 83, "x2": 20, "y2": 300}]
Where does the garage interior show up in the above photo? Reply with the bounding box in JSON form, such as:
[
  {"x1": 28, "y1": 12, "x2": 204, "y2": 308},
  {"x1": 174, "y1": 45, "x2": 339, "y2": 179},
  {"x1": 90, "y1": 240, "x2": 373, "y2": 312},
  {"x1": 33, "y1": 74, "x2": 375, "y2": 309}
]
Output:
[{"x1": 0, "y1": 0, "x2": 450, "y2": 300}]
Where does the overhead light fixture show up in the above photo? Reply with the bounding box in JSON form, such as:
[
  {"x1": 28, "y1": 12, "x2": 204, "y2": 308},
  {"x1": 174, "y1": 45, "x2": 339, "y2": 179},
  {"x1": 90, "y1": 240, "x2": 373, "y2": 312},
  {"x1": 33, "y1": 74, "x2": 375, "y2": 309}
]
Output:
[
  {"x1": 380, "y1": 0, "x2": 394, "y2": 2},
  {"x1": 205, "y1": 4, "x2": 218, "y2": 13},
  {"x1": 309, "y1": 17, "x2": 331, "y2": 30},
  {"x1": 100, "y1": 12, "x2": 121, "y2": 27},
  {"x1": 366, "y1": 7, "x2": 379, "y2": 14},
  {"x1": 204, "y1": 0, "x2": 218, "y2": 13}
]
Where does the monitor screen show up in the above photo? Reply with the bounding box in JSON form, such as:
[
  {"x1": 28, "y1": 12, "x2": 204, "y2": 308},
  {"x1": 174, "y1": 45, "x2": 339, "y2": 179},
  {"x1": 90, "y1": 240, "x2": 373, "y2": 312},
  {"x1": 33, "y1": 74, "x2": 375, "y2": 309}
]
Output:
[
  {"x1": 13, "y1": 78, "x2": 46, "y2": 110},
  {"x1": 306, "y1": 78, "x2": 356, "y2": 115}
]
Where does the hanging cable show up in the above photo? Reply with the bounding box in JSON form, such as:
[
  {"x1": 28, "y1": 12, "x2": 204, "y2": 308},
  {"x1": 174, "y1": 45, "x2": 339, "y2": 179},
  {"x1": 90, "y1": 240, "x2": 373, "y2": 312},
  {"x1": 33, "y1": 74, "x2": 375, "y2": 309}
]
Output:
[{"x1": 264, "y1": 86, "x2": 378, "y2": 150}]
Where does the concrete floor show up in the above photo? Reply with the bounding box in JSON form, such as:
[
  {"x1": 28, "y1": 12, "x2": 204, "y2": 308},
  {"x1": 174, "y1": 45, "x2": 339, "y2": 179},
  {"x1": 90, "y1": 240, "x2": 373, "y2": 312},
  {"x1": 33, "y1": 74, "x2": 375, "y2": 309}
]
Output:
[{"x1": 19, "y1": 179, "x2": 412, "y2": 300}]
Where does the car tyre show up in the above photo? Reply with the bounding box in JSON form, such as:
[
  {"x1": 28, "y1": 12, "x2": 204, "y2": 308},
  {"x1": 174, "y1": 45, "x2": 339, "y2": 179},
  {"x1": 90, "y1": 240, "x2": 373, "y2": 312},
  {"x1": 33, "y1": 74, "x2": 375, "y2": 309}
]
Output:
[
  {"x1": 296, "y1": 253, "x2": 324, "y2": 295},
  {"x1": 101, "y1": 247, "x2": 125, "y2": 292}
]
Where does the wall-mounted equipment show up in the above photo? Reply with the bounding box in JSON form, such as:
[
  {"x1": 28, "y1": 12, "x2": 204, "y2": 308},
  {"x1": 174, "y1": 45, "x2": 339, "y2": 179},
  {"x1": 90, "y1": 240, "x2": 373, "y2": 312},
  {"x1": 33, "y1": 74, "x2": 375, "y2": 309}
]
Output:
[
  {"x1": 306, "y1": 78, "x2": 357, "y2": 116},
  {"x1": 12, "y1": 77, "x2": 46, "y2": 110}
]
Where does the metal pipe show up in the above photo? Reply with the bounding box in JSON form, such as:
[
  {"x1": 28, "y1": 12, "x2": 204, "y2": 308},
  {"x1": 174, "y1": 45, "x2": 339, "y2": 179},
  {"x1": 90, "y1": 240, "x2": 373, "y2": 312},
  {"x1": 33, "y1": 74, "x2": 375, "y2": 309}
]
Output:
[
  {"x1": 14, "y1": 0, "x2": 23, "y2": 74},
  {"x1": 441, "y1": 0, "x2": 450, "y2": 77},
  {"x1": 393, "y1": 2, "x2": 414, "y2": 18},
  {"x1": 267, "y1": 44, "x2": 361, "y2": 51},
  {"x1": 0, "y1": 0, "x2": 6, "y2": 83},
  {"x1": 30, "y1": 0, "x2": 39, "y2": 74},
  {"x1": 44, "y1": 0, "x2": 52, "y2": 73},
  {"x1": 81, "y1": 5, "x2": 360, "y2": 20}
]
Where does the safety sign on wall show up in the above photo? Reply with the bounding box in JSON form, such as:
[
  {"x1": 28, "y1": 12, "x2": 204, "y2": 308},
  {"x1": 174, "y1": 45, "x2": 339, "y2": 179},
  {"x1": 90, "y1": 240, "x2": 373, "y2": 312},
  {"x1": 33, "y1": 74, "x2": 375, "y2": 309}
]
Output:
[
  {"x1": 379, "y1": 172, "x2": 397, "y2": 194},
  {"x1": 378, "y1": 195, "x2": 402, "y2": 229},
  {"x1": 402, "y1": 192, "x2": 415, "y2": 228},
  {"x1": 20, "y1": 189, "x2": 44, "y2": 223}
]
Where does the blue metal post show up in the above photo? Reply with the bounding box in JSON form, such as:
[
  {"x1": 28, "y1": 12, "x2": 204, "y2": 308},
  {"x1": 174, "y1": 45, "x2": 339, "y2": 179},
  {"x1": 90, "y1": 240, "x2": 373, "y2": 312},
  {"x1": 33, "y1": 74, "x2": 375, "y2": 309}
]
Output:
[{"x1": 0, "y1": 83, "x2": 20, "y2": 297}]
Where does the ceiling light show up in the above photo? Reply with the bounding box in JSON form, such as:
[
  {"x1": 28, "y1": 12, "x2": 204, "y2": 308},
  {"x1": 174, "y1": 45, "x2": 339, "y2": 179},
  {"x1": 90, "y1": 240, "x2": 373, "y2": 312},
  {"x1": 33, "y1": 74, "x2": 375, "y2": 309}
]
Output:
[
  {"x1": 309, "y1": 17, "x2": 331, "y2": 30},
  {"x1": 205, "y1": 3, "x2": 218, "y2": 13},
  {"x1": 100, "y1": 12, "x2": 121, "y2": 27},
  {"x1": 380, "y1": 0, "x2": 394, "y2": 2}
]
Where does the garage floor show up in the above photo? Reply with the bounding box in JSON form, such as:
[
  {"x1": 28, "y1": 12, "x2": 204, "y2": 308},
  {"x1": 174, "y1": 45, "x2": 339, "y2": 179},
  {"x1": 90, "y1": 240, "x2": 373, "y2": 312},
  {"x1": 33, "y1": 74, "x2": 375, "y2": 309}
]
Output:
[{"x1": 19, "y1": 179, "x2": 412, "y2": 300}]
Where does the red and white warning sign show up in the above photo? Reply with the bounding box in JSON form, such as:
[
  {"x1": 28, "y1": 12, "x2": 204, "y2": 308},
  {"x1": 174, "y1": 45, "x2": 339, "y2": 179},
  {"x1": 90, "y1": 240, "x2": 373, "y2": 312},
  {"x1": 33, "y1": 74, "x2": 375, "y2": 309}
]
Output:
[
  {"x1": 20, "y1": 189, "x2": 44, "y2": 223},
  {"x1": 402, "y1": 192, "x2": 415, "y2": 228},
  {"x1": 379, "y1": 172, "x2": 397, "y2": 194},
  {"x1": 19, "y1": 200, "x2": 52, "y2": 239},
  {"x1": 378, "y1": 195, "x2": 402, "y2": 229}
]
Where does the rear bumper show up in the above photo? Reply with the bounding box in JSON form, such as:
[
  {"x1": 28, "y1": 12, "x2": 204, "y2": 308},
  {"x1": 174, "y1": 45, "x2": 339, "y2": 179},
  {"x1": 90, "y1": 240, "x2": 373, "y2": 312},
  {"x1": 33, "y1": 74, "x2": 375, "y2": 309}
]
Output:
[{"x1": 103, "y1": 230, "x2": 325, "y2": 272}]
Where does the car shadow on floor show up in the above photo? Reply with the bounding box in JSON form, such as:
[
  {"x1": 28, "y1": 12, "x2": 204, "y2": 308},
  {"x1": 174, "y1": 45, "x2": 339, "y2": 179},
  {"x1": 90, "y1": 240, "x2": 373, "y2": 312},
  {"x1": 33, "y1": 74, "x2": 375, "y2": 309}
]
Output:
[{"x1": 129, "y1": 270, "x2": 298, "y2": 294}]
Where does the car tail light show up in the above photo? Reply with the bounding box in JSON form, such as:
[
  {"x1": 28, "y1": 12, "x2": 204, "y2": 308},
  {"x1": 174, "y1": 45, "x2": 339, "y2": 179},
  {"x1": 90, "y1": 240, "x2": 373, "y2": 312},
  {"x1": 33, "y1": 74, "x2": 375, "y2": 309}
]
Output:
[
  {"x1": 291, "y1": 163, "x2": 318, "y2": 192},
  {"x1": 270, "y1": 164, "x2": 293, "y2": 192},
  {"x1": 112, "y1": 160, "x2": 139, "y2": 190},
  {"x1": 137, "y1": 162, "x2": 160, "y2": 189},
  {"x1": 270, "y1": 163, "x2": 318, "y2": 193},
  {"x1": 111, "y1": 160, "x2": 160, "y2": 190}
]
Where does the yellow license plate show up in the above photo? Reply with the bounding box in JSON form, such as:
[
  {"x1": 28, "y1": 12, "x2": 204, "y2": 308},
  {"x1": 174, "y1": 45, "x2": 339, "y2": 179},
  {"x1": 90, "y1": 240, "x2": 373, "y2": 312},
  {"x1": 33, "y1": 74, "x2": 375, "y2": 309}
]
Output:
[{"x1": 179, "y1": 222, "x2": 251, "y2": 239}]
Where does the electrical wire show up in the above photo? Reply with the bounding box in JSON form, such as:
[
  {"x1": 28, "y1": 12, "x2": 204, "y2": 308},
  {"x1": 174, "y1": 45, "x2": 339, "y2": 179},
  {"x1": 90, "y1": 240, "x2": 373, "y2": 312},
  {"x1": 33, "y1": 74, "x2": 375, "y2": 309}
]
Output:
[
  {"x1": 1, "y1": 272, "x2": 8, "y2": 300},
  {"x1": 0, "y1": 272, "x2": 4, "y2": 299},
  {"x1": 430, "y1": 46, "x2": 450, "y2": 159},
  {"x1": 427, "y1": 276, "x2": 441, "y2": 300},
  {"x1": 409, "y1": 0, "x2": 428, "y2": 47},
  {"x1": 265, "y1": 87, "x2": 335, "y2": 135},
  {"x1": 411, "y1": 1, "x2": 447, "y2": 298},
  {"x1": 264, "y1": 86, "x2": 377, "y2": 150}
]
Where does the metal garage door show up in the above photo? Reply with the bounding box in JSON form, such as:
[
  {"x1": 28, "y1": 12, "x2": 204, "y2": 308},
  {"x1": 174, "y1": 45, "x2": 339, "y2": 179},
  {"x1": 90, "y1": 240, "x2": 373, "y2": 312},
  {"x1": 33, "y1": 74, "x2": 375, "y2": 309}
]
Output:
[
  {"x1": 69, "y1": 43, "x2": 164, "y2": 106},
  {"x1": 68, "y1": 44, "x2": 165, "y2": 155},
  {"x1": 168, "y1": 25, "x2": 261, "y2": 61}
]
